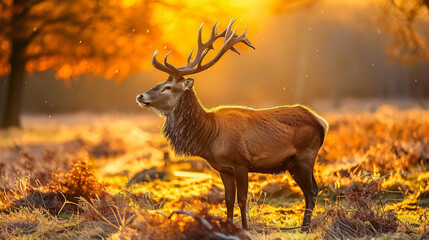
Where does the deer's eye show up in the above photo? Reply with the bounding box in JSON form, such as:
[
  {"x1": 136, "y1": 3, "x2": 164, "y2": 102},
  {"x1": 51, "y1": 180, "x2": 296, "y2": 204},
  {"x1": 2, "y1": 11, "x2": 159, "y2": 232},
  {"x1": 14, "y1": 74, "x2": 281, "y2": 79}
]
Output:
[{"x1": 162, "y1": 86, "x2": 172, "y2": 92}]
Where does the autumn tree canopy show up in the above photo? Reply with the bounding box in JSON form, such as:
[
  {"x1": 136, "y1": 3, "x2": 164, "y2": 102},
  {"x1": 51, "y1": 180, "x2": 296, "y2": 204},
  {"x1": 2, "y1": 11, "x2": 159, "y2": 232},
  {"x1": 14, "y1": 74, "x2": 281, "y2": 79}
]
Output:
[{"x1": 0, "y1": 0, "x2": 158, "y2": 80}]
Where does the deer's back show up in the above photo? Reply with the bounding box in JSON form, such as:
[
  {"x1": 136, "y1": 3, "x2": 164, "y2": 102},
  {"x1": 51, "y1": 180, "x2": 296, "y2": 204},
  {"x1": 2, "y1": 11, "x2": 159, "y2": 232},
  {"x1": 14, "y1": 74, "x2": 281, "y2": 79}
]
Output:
[
  {"x1": 212, "y1": 104, "x2": 325, "y2": 134},
  {"x1": 210, "y1": 105, "x2": 326, "y2": 169}
]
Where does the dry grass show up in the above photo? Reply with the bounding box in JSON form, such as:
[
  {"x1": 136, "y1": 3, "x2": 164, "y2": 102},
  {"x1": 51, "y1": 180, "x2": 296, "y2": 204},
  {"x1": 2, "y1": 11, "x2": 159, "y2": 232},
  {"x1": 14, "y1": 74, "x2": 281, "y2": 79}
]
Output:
[
  {"x1": 312, "y1": 171, "x2": 402, "y2": 239},
  {"x1": 0, "y1": 106, "x2": 429, "y2": 239}
]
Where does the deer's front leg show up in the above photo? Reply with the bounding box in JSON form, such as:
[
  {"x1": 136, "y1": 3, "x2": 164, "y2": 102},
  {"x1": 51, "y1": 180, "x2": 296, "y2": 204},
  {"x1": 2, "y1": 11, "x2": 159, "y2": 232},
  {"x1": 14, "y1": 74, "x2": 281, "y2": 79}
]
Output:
[
  {"x1": 234, "y1": 166, "x2": 249, "y2": 230},
  {"x1": 220, "y1": 172, "x2": 236, "y2": 221}
]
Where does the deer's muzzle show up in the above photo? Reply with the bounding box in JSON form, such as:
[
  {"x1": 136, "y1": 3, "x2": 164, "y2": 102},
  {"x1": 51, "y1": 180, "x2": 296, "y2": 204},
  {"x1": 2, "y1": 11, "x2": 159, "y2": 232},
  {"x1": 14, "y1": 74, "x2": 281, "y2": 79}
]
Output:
[{"x1": 136, "y1": 94, "x2": 150, "y2": 106}]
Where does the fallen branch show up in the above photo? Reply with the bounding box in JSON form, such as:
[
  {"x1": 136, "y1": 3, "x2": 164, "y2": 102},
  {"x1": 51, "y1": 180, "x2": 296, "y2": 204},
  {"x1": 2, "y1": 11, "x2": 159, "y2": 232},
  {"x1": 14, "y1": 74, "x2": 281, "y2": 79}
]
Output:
[{"x1": 168, "y1": 210, "x2": 241, "y2": 240}]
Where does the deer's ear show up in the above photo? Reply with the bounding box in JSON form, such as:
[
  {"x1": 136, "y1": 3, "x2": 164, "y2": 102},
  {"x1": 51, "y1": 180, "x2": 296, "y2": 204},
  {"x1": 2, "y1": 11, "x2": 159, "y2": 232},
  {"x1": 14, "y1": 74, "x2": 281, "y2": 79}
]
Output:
[{"x1": 182, "y1": 78, "x2": 194, "y2": 91}]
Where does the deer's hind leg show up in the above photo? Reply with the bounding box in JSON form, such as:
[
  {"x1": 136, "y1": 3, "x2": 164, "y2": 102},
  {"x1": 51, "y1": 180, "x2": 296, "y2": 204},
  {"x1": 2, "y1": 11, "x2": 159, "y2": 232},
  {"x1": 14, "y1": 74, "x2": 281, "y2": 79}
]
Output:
[
  {"x1": 288, "y1": 152, "x2": 318, "y2": 232},
  {"x1": 234, "y1": 166, "x2": 249, "y2": 230}
]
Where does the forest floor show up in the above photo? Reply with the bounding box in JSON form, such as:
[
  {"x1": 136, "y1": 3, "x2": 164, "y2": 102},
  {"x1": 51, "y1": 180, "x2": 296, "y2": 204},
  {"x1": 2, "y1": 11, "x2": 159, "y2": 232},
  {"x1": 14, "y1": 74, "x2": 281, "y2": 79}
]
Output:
[{"x1": 1, "y1": 101, "x2": 429, "y2": 239}]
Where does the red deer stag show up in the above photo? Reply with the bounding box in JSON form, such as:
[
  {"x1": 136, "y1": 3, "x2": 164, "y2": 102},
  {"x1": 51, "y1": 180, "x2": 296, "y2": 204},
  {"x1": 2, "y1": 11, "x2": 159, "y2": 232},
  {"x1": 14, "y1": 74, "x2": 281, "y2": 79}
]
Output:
[{"x1": 136, "y1": 19, "x2": 328, "y2": 232}]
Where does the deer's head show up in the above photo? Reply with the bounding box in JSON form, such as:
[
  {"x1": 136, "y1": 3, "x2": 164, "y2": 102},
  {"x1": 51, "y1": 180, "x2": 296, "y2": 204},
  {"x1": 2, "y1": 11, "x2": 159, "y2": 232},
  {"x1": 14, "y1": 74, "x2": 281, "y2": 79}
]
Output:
[
  {"x1": 136, "y1": 76, "x2": 194, "y2": 116},
  {"x1": 136, "y1": 19, "x2": 255, "y2": 116}
]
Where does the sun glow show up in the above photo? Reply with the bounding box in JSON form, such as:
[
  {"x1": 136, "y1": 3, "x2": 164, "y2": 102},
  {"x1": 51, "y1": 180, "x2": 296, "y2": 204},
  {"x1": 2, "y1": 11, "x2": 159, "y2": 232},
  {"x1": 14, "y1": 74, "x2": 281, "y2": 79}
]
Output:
[{"x1": 149, "y1": 0, "x2": 271, "y2": 61}]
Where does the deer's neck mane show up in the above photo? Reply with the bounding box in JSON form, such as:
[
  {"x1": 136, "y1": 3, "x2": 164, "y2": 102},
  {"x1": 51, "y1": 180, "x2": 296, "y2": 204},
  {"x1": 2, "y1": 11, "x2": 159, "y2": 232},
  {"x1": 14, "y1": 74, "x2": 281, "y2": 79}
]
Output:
[{"x1": 163, "y1": 90, "x2": 217, "y2": 158}]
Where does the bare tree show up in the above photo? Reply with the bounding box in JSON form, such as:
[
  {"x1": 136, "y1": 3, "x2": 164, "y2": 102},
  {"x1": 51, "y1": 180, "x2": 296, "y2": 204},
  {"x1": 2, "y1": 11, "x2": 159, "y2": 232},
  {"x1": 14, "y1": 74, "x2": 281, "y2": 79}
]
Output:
[{"x1": 380, "y1": 0, "x2": 429, "y2": 63}]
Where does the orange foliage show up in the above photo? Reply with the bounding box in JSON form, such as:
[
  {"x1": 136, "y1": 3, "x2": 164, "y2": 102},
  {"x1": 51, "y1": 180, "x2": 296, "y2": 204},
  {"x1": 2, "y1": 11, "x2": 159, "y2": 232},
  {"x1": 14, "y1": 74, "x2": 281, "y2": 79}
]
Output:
[
  {"x1": 0, "y1": 0, "x2": 318, "y2": 82},
  {"x1": 47, "y1": 159, "x2": 108, "y2": 202}
]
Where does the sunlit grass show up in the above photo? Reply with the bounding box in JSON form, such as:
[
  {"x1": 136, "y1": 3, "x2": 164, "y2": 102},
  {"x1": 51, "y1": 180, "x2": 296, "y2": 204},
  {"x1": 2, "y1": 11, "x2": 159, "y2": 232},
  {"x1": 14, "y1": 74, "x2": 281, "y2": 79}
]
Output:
[{"x1": 1, "y1": 106, "x2": 429, "y2": 239}]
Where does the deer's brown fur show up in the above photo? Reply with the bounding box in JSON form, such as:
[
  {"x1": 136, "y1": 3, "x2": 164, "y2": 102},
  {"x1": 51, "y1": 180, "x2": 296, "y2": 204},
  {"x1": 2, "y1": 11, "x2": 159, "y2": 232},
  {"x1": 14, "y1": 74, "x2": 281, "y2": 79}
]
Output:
[
  {"x1": 164, "y1": 89, "x2": 326, "y2": 172},
  {"x1": 163, "y1": 90, "x2": 218, "y2": 157}
]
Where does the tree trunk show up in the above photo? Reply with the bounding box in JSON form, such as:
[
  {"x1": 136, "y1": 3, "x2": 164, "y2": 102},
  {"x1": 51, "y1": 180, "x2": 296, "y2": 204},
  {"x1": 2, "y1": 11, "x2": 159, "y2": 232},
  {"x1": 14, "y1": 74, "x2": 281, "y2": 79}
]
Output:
[{"x1": 0, "y1": 39, "x2": 27, "y2": 129}]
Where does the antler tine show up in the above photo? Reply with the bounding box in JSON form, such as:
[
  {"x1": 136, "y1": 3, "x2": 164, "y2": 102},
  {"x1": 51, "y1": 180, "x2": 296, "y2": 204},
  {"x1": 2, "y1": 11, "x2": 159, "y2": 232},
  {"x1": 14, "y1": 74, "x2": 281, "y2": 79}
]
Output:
[
  {"x1": 197, "y1": 49, "x2": 210, "y2": 68},
  {"x1": 187, "y1": 49, "x2": 194, "y2": 64},
  {"x1": 152, "y1": 50, "x2": 176, "y2": 75},
  {"x1": 230, "y1": 46, "x2": 241, "y2": 55},
  {"x1": 163, "y1": 51, "x2": 179, "y2": 74},
  {"x1": 221, "y1": 27, "x2": 238, "y2": 55},
  {"x1": 228, "y1": 26, "x2": 255, "y2": 54},
  {"x1": 197, "y1": 23, "x2": 204, "y2": 48},
  {"x1": 238, "y1": 26, "x2": 255, "y2": 49},
  {"x1": 223, "y1": 18, "x2": 236, "y2": 44},
  {"x1": 205, "y1": 21, "x2": 219, "y2": 50},
  {"x1": 220, "y1": 27, "x2": 237, "y2": 53},
  {"x1": 210, "y1": 21, "x2": 219, "y2": 39}
]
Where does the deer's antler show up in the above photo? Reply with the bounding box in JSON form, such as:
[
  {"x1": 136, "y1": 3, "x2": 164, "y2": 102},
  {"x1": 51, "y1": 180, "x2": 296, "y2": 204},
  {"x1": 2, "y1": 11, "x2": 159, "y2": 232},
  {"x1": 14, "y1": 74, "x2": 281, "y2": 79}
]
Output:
[{"x1": 152, "y1": 18, "x2": 255, "y2": 77}]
